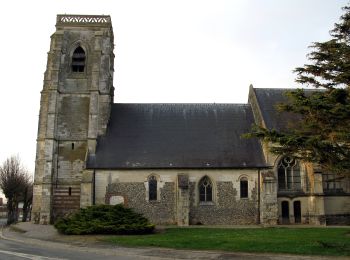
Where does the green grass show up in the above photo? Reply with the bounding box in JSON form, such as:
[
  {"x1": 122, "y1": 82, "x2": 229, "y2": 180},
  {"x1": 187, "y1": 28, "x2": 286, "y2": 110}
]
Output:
[{"x1": 103, "y1": 227, "x2": 350, "y2": 256}]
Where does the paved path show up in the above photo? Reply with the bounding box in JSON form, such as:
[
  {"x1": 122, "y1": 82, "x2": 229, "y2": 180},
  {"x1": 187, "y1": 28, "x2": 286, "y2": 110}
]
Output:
[{"x1": 0, "y1": 222, "x2": 348, "y2": 260}]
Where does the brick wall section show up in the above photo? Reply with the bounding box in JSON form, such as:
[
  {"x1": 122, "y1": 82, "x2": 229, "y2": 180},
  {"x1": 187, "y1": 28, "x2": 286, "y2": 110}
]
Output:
[{"x1": 52, "y1": 184, "x2": 81, "y2": 219}]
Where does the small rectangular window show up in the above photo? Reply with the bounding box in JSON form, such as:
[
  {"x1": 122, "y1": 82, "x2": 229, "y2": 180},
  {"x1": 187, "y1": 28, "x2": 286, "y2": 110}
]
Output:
[
  {"x1": 323, "y1": 173, "x2": 343, "y2": 192},
  {"x1": 148, "y1": 176, "x2": 157, "y2": 201},
  {"x1": 240, "y1": 180, "x2": 248, "y2": 198}
]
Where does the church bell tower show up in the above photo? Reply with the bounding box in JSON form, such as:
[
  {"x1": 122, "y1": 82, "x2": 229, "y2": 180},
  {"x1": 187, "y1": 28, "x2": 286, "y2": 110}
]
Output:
[{"x1": 32, "y1": 15, "x2": 114, "y2": 224}]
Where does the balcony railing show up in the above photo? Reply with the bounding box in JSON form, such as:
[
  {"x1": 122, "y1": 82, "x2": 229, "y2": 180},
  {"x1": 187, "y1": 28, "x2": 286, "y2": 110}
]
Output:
[{"x1": 56, "y1": 15, "x2": 111, "y2": 26}]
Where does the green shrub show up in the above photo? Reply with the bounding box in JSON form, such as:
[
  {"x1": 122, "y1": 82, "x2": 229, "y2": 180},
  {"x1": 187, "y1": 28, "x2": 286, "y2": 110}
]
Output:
[{"x1": 54, "y1": 204, "x2": 155, "y2": 235}]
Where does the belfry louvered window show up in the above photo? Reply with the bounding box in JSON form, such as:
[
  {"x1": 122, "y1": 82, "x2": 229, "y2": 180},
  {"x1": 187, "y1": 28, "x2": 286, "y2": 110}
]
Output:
[
  {"x1": 71, "y1": 46, "x2": 86, "y2": 72},
  {"x1": 199, "y1": 176, "x2": 213, "y2": 202}
]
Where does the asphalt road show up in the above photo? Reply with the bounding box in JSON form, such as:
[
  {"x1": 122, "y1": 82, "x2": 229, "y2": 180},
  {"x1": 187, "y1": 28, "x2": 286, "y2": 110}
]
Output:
[
  {"x1": 0, "y1": 220, "x2": 143, "y2": 260},
  {"x1": 0, "y1": 237, "x2": 149, "y2": 260}
]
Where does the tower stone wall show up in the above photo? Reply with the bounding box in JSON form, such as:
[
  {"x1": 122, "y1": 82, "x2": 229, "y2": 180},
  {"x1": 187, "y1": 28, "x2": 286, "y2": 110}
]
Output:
[{"x1": 32, "y1": 15, "x2": 114, "y2": 224}]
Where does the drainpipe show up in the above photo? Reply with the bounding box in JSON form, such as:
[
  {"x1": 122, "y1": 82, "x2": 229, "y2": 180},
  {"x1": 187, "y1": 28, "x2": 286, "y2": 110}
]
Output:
[
  {"x1": 93, "y1": 169, "x2": 96, "y2": 205},
  {"x1": 257, "y1": 168, "x2": 261, "y2": 224}
]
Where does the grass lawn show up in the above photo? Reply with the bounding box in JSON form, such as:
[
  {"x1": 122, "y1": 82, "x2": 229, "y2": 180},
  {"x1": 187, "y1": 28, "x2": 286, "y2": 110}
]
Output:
[{"x1": 103, "y1": 227, "x2": 350, "y2": 256}]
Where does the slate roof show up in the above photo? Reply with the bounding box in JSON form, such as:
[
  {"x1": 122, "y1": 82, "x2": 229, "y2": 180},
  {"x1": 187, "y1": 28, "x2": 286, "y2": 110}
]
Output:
[
  {"x1": 253, "y1": 88, "x2": 317, "y2": 131},
  {"x1": 87, "y1": 103, "x2": 267, "y2": 169}
]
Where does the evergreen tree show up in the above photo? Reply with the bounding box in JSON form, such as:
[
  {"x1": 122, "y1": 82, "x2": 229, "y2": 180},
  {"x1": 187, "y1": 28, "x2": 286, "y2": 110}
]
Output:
[{"x1": 248, "y1": 6, "x2": 350, "y2": 175}]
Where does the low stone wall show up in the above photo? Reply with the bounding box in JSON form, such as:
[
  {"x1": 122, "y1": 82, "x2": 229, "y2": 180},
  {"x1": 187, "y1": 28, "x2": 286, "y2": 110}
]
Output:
[{"x1": 325, "y1": 214, "x2": 350, "y2": 225}]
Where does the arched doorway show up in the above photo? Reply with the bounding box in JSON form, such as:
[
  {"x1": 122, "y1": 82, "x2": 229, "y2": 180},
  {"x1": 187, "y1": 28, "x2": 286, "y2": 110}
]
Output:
[
  {"x1": 294, "y1": 201, "x2": 301, "y2": 223},
  {"x1": 281, "y1": 201, "x2": 289, "y2": 224}
]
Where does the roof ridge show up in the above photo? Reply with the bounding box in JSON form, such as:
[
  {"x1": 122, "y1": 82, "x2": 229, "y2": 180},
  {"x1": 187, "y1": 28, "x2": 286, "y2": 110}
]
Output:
[{"x1": 112, "y1": 103, "x2": 251, "y2": 106}]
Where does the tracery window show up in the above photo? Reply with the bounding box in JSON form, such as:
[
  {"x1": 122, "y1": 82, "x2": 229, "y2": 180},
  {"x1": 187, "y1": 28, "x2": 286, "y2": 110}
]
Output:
[
  {"x1": 278, "y1": 156, "x2": 301, "y2": 190},
  {"x1": 199, "y1": 176, "x2": 212, "y2": 202},
  {"x1": 71, "y1": 46, "x2": 86, "y2": 72},
  {"x1": 148, "y1": 175, "x2": 157, "y2": 201},
  {"x1": 240, "y1": 177, "x2": 248, "y2": 198}
]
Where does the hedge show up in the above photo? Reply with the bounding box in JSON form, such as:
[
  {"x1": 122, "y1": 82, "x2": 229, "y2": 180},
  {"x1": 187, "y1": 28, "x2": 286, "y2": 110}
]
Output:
[{"x1": 54, "y1": 204, "x2": 155, "y2": 235}]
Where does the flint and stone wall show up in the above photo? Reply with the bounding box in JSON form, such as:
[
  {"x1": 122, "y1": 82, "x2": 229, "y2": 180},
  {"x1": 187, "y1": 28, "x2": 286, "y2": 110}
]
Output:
[
  {"x1": 189, "y1": 181, "x2": 258, "y2": 225},
  {"x1": 93, "y1": 169, "x2": 260, "y2": 225},
  {"x1": 106, "y1": 182, "x2": 176, "y2": 224}
]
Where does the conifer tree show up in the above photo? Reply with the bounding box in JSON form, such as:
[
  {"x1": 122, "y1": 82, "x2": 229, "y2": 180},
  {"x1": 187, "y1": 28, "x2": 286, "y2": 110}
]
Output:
[{"x1": 248, "y1": 6, "x2": 350, "y2": 175}]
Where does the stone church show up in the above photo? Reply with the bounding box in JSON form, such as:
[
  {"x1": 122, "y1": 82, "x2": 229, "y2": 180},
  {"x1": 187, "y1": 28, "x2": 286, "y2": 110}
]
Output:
[{"x1": 32, "y1": 15, "x2": 350, "y2": 226}]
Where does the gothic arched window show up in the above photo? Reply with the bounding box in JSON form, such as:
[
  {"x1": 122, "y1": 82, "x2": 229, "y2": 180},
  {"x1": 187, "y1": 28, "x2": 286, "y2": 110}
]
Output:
[
  {"x1": 71, "y1": 46, "x2": 86, "y2": 72},
  {"x1": 278, "y1": 156, "x2": 301, "y2": 190},
  {"x1": 148, "y1": 175, "x2": 157, "y2": 201},
  {"x1": 199, "y1": 176, "x2": 213, "y2": 202},
  {"x1": 240, "y1": 177, "x2": 248, "y2": 198}
]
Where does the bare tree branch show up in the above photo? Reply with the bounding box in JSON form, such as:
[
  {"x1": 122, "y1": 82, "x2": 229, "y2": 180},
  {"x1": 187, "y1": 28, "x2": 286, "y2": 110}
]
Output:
[{"x1": 0, "y1": 156, "x2": 33, "y2": 224}]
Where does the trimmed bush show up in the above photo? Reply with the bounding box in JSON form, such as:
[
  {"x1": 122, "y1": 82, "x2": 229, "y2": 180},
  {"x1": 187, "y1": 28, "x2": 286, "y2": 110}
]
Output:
[{"x1": 54, "y1": 204, "x2": 155, "y2": 235}]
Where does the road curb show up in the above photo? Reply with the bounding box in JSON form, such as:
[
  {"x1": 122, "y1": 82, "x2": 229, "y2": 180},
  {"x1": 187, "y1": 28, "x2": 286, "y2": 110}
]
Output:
[
  {"x1": 0, "y1": 226, "x2": 168, "y2": 259},
  {"x1": 0, "y1": 226, "x2": 26, "y2": 244}
]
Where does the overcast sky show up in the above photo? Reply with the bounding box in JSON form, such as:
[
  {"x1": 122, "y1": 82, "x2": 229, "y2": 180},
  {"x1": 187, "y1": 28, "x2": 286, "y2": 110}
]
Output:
[{"x1": 0, "y1": 0, "x2": 347, "y2": 176}]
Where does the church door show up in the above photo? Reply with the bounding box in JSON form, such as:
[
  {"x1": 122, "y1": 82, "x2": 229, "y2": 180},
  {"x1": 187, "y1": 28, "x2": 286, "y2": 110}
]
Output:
[
  {"x1": 294, "y1": 201, "x2": 301, "y2": 223},
  {"x1": 281, "y1": 201, "x2": 289, "y2": 224}
]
